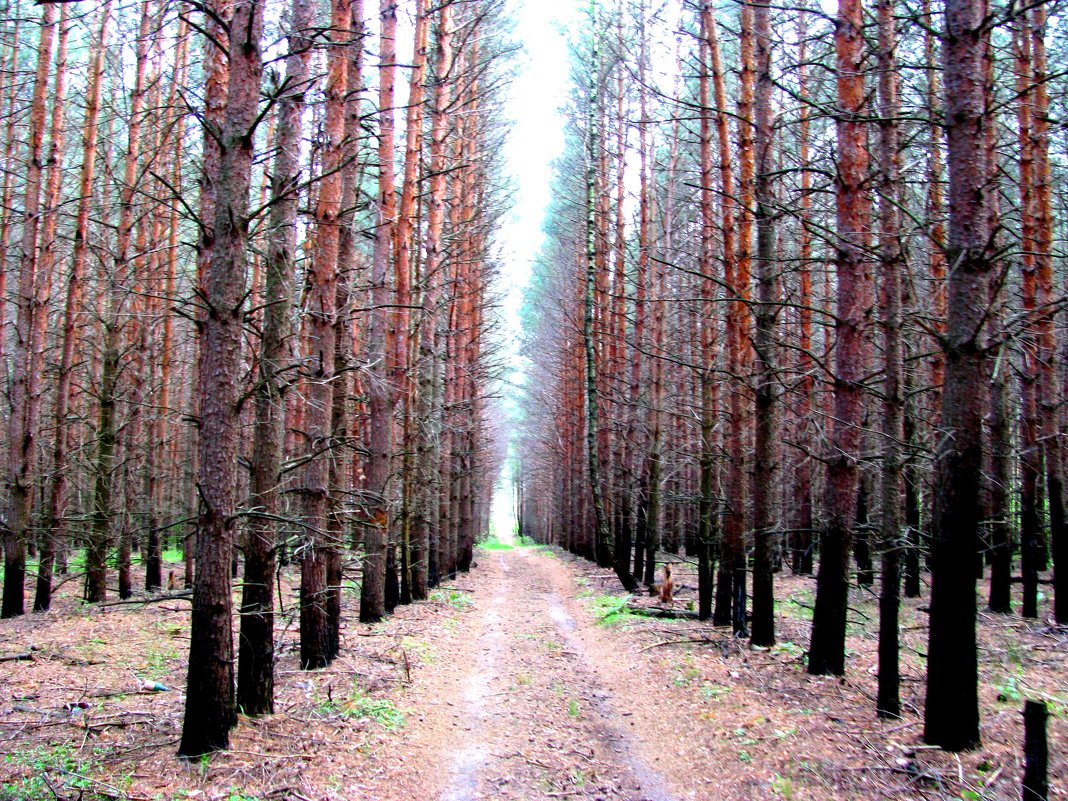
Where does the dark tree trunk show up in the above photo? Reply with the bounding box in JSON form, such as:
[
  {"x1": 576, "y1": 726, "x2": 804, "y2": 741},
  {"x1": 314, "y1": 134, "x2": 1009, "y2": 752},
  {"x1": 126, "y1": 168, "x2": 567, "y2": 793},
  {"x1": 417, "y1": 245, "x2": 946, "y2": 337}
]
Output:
[
  {"x1": 808, "y1": 0, "x2": 872, "y2": 676},
  {"x1": 300, "y1": 547, "x2": 329, "y2": 670},
  {"x1": 749, "y1": 0, "x2": 777, "y2": 648},
  {"x1": 923, "y1": 0, "x2": 986, "y2": 752},
  {"x1": 1023, "y1": 701, "x2": 1049, "y2": 801},
  {"x1": 179, "y1": 0, "x2": 263, "y2": 758},
  {"x1": 854, "y1": 481, "x2": 874, "y2": 587},
  {"x1": 903, "y1": 393, "x2": 922, "y2": 598}
]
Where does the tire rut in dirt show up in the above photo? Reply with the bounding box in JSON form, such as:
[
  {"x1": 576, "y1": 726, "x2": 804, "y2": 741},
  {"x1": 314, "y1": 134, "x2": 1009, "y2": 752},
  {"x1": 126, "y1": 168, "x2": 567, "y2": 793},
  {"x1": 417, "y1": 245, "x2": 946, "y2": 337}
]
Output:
[{"x1": 442, "y1": 550, "x2": 675, "y2": 801}]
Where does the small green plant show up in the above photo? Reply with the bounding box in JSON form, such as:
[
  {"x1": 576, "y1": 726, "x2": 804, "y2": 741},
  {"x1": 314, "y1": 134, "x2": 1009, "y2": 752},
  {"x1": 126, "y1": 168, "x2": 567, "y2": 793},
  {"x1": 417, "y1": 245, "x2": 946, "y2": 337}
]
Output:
[
  {"x1": 343, "y1": 689, "x2": 406, "y2": 729},
  {"x1": 401, "y1": 637, "x2": 435, "y2": 664},
  {"x1": 771, "y1": 773, "x2": 794, "y2": 799},
  {"x1": 587, "y1": 593, "x2": 633, "y2": 625},
  {"x1": 700, "y1": 683, "x2": 730, "y2": 700},
  {"x1": 673, "y1": 662, "x2": 701, "y2": 686},
  {"x1": 772, "y1": 641, "x2": 805, "y2": 659},
  {"x1": 142, "y1": 642, "x2": 179, "y2": 680},
  {"x1": 567, "y1": 699, "x2": 580, "y2": 717},
  {"x1": 737, "y1": 749, "x2": 753, "y2": 763},
  {"x1": 784, "y1": 590, "x2": 815, "y2": 621},
  {"x1": 515, "y1": 672, "x2": 532, "y2": 686},
  {"x1": 3, "y1": 745, "x2": 108, "y2": 801},
  {"x1": 430, "y1": 588, "x2": 473, "y2": 610},
  {"x1": 995, "y1": 674, "x2": 1022, "y2": 704},
  {"x1": 569, "y1": 767, "x2": 586, "y2": 786}
]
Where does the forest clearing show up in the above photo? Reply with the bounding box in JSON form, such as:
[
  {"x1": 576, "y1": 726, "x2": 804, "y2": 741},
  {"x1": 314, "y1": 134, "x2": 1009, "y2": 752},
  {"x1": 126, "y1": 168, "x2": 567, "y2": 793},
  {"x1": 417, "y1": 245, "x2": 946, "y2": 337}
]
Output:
[{"x1": 1, "y1": 542, "x2": 1064, "y2": 800}]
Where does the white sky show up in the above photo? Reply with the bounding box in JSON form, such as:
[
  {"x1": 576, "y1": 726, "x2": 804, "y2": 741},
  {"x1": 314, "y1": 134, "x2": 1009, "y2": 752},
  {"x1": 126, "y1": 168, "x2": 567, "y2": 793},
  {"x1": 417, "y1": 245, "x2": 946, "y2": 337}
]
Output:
[{"x1": 496, "y1": 0, "x2": 584, "y2": 336}]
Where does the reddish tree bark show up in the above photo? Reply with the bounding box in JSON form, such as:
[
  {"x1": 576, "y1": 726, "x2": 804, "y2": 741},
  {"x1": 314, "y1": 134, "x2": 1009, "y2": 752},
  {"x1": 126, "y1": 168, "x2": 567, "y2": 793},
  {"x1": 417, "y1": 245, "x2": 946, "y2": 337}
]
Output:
[
  {"x1": 2, "y1": 1, "x2": 55, "y2": 619},
  {"x1": 809, "y1": 0, "x2": 873, "y2": 676},
  {"x1": 179, "y1": 0, "x2": 264, "y2": 758},
  {"x1": 361, "y1": 0, "x2": 397, "y2": 624}
]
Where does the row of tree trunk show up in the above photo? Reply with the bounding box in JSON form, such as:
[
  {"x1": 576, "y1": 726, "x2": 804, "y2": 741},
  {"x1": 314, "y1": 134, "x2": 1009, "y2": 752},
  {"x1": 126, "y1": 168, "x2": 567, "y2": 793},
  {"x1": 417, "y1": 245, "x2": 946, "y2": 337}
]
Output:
[
  {"x1": 0, "y1": 0, "x2": 510, "y2": 757},
  {"x1": 518, "y1": 0, "x2": 1066, "y2": 754}
]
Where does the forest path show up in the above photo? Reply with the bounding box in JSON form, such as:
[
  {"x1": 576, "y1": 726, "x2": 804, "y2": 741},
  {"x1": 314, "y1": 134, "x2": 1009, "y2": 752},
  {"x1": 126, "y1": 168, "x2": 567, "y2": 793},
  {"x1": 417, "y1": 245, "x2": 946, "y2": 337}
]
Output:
[{"x1": 410, "y1": 546, "x2": 678, "y2": 801}]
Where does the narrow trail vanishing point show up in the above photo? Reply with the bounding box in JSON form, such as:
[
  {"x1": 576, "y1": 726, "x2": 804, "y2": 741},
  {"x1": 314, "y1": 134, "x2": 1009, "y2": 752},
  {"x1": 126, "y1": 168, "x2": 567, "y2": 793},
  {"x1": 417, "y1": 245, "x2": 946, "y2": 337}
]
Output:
[{"x1": 403, "y1": 547, "x2": 678, "y2": 801}]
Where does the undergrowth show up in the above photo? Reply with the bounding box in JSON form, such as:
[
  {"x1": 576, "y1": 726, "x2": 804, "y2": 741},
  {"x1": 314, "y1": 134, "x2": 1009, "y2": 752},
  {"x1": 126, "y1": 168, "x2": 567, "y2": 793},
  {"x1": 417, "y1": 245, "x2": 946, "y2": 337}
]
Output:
[
  {"x1": 586, "y1": 593, "x2": 634, "y2": 625},
  {"x1": 2, "y1": 744, "x2": 117, "y2": 801}
]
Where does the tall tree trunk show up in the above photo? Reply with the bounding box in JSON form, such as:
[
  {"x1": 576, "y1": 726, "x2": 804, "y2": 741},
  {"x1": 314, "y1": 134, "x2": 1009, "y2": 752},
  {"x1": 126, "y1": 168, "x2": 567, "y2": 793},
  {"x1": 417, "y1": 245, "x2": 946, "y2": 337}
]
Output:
[
  {"x1": 704, "y1": 6, "x2": 740, "y2": 627},
  {"x1": 416, "y1": 0, "x2": 453, "y2": 594},
  {"x1": 809, "y1": 0, "x2": 872, "y2": 676},
  {"x1": 2, "y1": 1, "x2": 55, "y2": 620},
  {"x1": 0, "y1": 12, "x2": 22, "y2": 379},
  {"x1": 361, "y1": 0, "x2": 396, "y2": 624},
  {"x1": 395, "y1": 0, "x2": 428, "y2": 602},
  {"x1": 185, "y1": 0, "x2": 233, "y2": 592},
  {"x1": 696, "y1": 4, "x2": 719, "y2": 620},
  {"x1": 1029, "y1": 5, "x2": 1065, "y2": 625},
  {"x1": 237, "y1": 0, "x2": 312, "y2": 715},
  {"x1": 108, "y1": 0, "x2": 153, "y2": 604},
  {"x1": 875, "y1": 0, "x2": 903, "y2": 718},
  {"x1": 179, "y1": 0, "x2": 264, "y2": 758},
  {"x1": 1014, "y1": 16, "x2": 1041, "y2": 620},
  {"x1": 31, "y1": 4, "x2": 71, "y2": 611},
  {"x1": 582, "y1": 1, "x2": 633, "y2": 592},
  {"x1": 749, "y1": 0, "x2": 777, "y2": 648},
  {"x1": 793, "y1": 5, "x2": 815, "y2": 576},
  {"x1": 300, "y1": 0, "x2": 348, "y2": 672},
  {"x1": 923, "y1": 0, "x2": 987, "y2": 752}
]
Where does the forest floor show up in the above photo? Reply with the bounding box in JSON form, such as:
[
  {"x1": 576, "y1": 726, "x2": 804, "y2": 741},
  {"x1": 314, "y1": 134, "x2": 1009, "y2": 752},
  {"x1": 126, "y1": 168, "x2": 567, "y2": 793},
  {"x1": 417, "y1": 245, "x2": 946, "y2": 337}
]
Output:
[{"x1": 0, "y1": 543, "x2": 1065, "y2": 801}]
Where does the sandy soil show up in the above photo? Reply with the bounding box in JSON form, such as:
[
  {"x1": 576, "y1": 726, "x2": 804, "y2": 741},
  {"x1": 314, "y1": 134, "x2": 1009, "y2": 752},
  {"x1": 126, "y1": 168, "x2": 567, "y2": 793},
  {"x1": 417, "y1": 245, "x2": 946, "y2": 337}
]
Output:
[{"x1": 1, "y1": 545, "x2": 1064, "y2": 801}]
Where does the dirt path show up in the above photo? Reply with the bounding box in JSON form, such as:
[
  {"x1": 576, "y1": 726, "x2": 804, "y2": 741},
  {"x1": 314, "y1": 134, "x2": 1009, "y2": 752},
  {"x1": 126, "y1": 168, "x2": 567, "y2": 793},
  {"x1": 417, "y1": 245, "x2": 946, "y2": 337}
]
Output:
[
  {"x1": 403, "y1": 547, "x2": 677, "y2": 801},
  {"x1": 9, "y1": 542, "x2": 1056, "y2": 800}
]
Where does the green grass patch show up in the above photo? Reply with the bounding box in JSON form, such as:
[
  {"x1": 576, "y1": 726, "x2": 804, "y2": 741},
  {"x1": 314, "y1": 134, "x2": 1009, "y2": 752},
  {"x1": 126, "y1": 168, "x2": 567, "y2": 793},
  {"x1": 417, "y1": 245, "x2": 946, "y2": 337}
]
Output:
[
  {"x1": 430, "y1": 588, "x2": 473, "y2": 610},
  {"x1": 312, "y1": 684, "x2": 406, "y2": 730},
  {"x1": 478, "y1": 538, "x2": 514, "y2": 551},
  {"x1": 783, "y1": 589, "x2": 815, "y2": 621},
  {"x1": 586, "y1": 594, "x2": 634, "y2": 625},
  {"x1": 2, "y1": 745, "x2": 115, "y2": 801}
]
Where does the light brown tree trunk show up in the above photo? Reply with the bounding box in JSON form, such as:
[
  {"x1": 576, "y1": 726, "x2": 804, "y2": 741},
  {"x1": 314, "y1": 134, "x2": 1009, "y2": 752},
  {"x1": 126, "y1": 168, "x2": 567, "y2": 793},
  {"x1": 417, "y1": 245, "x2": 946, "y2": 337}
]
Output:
[
  {"x1": 705, "y1": 4, "x2": 743, "y2": 629},
  {"x1": 696, "y1": 5, "x2": 718, "y2": 620},
  {"x1": 1014, "y1": 16, "x2": 1041, "y2": 620},
  {"x1": 395, "y1": 0, "x2": 428, "y2": 603},
  {"x1": 184, "y1": 0, "x2": 233, "y2": 591},
  {"x1": 300, "y1": 0, "x2": 348, "y2": 671},
  {"x1": 32, "y1": 3, "x2": 71, "y2": 611},
  {"x1": 415, "y1": 0, "x2": 454, "y2": 595},
  {"x1": 1029, "y1": 6, "x2": 1065, "y2": 624},
  {"x1": 629, "y1": 2, "x2": 649, "y2": 583},
  {"x1": 2, "y1": 1, "x2": 54, "y2": 619},
  {"x1": 793, "y1": 6, "x2": 815, "y2": 576},
  {"x1": 0, "y1": 11, "x2": 22, "y2": 377},
  {"x1": 361, "y1": 0, "x2": 397, "y2": 624}
]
